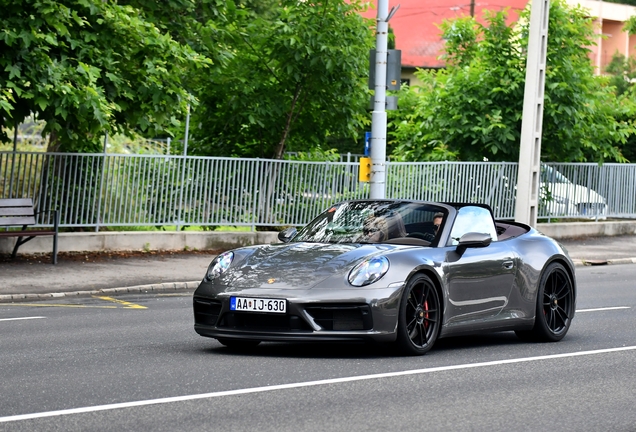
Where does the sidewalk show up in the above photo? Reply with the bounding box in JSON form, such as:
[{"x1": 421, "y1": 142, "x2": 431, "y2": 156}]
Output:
[
  {"x1": 1, "y1": 235, "x2": 635, "y2": 303},
  {"x1": 0, "y1": 251, "x2": 214, "y2": 302}
]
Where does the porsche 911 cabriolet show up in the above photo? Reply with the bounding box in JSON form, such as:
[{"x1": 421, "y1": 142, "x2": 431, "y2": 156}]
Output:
[{"x1": 193, "y1": 200, "x2": 576, "y2": 355}]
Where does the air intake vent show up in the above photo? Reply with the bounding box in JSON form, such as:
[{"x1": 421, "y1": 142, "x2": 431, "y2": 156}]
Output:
[
  {"x1": 305, "y1": 305, "x2": 373, "y2": 331},
  {"x1": 193, "y1": 298, "x2": 222, "y2": 326},
  {"x1": 218, "y1": 313, "x2": 313, "y2": 332}
]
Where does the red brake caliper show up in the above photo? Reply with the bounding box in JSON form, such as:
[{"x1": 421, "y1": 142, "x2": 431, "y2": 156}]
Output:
[{"x1": 423, "y1": 300, "x2": 429, "y2": 329}]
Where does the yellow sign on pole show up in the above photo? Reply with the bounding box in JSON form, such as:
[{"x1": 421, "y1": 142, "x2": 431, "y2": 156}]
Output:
[{"x1": 359, "y1": 157, "x2": 371, "y2": 182}]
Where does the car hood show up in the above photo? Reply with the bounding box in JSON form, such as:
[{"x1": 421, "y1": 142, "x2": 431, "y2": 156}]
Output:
[{"x1": 220, "y1": 242, "x2": 394, "y2": 290}]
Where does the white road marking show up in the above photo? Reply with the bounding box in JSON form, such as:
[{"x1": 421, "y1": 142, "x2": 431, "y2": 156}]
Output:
[
  {"x1": 1, "y1": 345, "x2": 636, "y2": 423},
  {"x1": 577, "y1": 306, "x2": 631, "y2": 313},
  {"x1": 0, "y1": 316, "x2": 46, "y2": 322}
]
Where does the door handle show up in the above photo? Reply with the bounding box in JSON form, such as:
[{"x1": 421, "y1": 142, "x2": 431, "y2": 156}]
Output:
[{"x1": 502, "y1": 260, "x2": 514, "y2": 269}]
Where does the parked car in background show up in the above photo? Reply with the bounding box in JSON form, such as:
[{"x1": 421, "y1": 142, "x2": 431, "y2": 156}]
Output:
[{"x1": 541, "y1": 165, "x2": 607, "y2": 219}]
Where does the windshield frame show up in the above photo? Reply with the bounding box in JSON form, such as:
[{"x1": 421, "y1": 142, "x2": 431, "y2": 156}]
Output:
[{"x1": 292, "y1": 200, "x2": 449, "y2": 246}]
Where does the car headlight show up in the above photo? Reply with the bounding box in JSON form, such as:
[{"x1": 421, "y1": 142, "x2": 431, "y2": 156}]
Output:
[
  {"x1": 206, "y1": 251, "x2": 234, "y2": 280},
  {"x1": 348, "y1": 256, "x2": 389, "y2": 287}
]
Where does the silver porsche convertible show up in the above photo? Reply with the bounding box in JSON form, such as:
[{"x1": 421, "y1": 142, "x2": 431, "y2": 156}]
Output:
[{"x1": 193, "y1": 200, "x2": 576, "y2": 355}]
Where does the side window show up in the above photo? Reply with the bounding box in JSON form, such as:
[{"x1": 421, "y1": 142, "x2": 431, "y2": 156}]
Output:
[{"x1": 449, "y1": 206, "x2": 498, "y2": 245}]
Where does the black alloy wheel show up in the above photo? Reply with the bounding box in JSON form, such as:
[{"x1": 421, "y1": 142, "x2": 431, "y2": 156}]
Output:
[
  {"x1": 396, "y1": 274, "x2": 441, "y2": 355},
  {"x1": 516, "y1": 262, "x2": 575, "y2": 342}
]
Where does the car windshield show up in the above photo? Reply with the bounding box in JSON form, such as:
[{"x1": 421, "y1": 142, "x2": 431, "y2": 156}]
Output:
[
  {"x1": 292, "y1": 201, "x2": 447, "y2": 244},
  {"x1": 541, "y1": 165, "x2": 570, "y2": 184}
]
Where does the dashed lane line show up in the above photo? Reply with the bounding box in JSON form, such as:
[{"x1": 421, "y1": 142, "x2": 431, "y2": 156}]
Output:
[
  {"x1": 1, "y1": 303, "x2": 117, "y2": 309},
  {"x1": 577, "y1": 306, "x2": 631, "y2": 312},
  {"x1": 0, "y1": 296, "x2": 147, "y2": 309},
  {"x1": 0, "y1": 316, "x2": 46, "y2": 322}
]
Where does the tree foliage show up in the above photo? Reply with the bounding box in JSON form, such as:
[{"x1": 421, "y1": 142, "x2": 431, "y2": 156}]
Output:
[
  {"x1": 389, "y1": 0, "x2": 636, "y2": 163},
  {"x1": 188, "y1": 0, "x2": 375, "y2": 158},
  {"x1": 1, "y1": 0, "x2": 374, "y2": 157},
  {"x1": 608, "y1": 0, "x2": 636, "y2": 6},
  {"x1": 605, "y1": 52, "x2": 636, "y2": 162},
  {"x1": 0, "y1": 0, "x2": 207, "y2": 152}
]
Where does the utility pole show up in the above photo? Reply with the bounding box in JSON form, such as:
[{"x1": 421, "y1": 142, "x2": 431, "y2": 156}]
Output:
[
  {"x1": 370, "y1": 1, "x2": 400, "y2": 199},
  {"x1": 369, "y1": 0, "x2": 389, "y2": 199},
  {"x1": 515, "y1": 0, "x2": 550, "y2": 227}
]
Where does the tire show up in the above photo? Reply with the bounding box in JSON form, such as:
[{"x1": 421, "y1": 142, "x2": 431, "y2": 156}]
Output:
[
  {"x1": 217, "y1": 338, "x2": 261, "y2": 349},
  {"x1": 395, "y1": 274, "x2": 441, "y2": 355},
  {"x1": 515, "y1": 262, "x2": 575, "y2": 342}
]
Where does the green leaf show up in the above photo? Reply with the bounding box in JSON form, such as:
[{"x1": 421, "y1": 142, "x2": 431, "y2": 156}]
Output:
[{"x1": 35, "y1": 97, "x2": 48, "y2": 111}]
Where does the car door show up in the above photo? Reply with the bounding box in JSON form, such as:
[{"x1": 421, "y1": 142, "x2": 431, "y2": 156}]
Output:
[{"x1": 441, "y1": 206, "x2": 517, "y2": 328}]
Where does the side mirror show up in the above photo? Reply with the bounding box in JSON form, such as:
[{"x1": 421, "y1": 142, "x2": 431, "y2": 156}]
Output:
[
  {"x1": 278, "y1": 227, "x2": 297, "y2": 243},
  {"x1": 456, "y1": 232, "x2": 492, "y2": 255}
]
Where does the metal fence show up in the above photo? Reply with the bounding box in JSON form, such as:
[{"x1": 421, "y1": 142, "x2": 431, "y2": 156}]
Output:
[{"x1": 1, "y1": 151, "x2": 635, "y2": 229}]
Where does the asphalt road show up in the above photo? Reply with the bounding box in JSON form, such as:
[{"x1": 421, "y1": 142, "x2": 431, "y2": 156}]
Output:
[{"x1": 1, "y1": 265, "x2": 635, "y2": 431}]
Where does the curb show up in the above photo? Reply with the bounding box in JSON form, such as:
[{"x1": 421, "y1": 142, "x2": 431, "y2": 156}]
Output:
[
  {"x1": 0, "y1": 280, "x2": 201, "y2": 303},
  {"x1": 572, "y1": 258, "x2": 636, "y2": 266}
]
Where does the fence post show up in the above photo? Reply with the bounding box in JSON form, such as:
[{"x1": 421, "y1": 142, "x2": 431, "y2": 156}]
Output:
[
  {"x1": 253, "y1": 159, "x2": 261, "y2": 232},
  {"x1": 8, "y1": 126, "x2": 18, "y2": 198},
  {"x1": 95, "y1": 133, "x2": 108, "y2": 232},
  {"x1": 176, "y1": 105, "x2": 191, "y2": 231}
]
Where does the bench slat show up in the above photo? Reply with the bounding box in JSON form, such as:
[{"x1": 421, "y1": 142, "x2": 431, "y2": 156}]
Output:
[
  {"x1": 0, "y1": 216, "x2": 37, "y2": 226},
  {"x1": 0, "y1": 207, "x2": 36, "y2": 217},
  {"x1": 0, "y1": 198, "x2": 34, "y2": 208}
]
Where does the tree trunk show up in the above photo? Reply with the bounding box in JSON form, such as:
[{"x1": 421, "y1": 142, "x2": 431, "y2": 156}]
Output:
[{"x1": 273, "y1": 85, "x2": 303, "y2": 159}]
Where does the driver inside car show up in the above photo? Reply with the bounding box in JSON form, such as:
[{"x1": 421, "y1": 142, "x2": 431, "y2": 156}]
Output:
[{"x1": 362, "y1": 216, "x2": 389, "y2": 242}]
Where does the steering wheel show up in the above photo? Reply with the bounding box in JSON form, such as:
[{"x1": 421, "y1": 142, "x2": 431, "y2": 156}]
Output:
[{"x1": 407, "y1": 232, "x2": 434, "y2": 241}]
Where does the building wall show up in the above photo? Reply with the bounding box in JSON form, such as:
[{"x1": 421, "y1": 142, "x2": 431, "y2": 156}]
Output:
[{"x1": 568, "y1": 0, "x2": 636, "y2": 73}]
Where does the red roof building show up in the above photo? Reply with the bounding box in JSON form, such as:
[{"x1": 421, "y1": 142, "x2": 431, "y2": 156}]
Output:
[
  {"x1": 360, "y1": 0, "x2": 528, "y2": 82},
  {"x1": 577, "y1": 0, "x2": 636, "y2": 71}
]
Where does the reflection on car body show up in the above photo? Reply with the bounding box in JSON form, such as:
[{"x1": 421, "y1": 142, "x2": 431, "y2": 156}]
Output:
[{"x1": 193, "y1": 200, "x2": 576, "y2": 355}]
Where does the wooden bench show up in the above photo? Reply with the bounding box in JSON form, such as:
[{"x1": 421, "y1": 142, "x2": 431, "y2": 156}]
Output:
[{"x1": 0, "y1": 198, "x2": 59, "y2": 264}]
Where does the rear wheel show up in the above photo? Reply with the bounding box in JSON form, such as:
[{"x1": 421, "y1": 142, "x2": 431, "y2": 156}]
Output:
[
  {"x1": 515, "y1": 262, "x2": 574, "y2": 342},
  {"x1": 395, "y1": 274, "x2": 441, "y2": 355}
]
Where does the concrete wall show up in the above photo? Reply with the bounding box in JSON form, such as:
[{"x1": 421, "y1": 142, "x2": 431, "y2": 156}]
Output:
[
  {"x1": 536, "y1": 220, "x2": 636, "y2": 239},
  {"x1": 0, "y1": 231, "x2": 281, "y2": 255},
  {"x1": 3, "y1": 221, "x2": 636, "y2": 255}
]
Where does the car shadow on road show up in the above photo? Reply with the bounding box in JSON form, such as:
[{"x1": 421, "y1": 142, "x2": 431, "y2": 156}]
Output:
[
  {"x1": 200, "y1": 332, "x2": 527, "y2": 359},
  {"x1": 432, "y1": 332, "x2": 526, "y2": 352}
]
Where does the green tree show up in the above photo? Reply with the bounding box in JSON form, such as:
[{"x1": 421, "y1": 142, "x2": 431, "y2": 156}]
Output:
[
  {"x1": 605, "y1": 52, "x2": 636, "y2": 162},
  {"x1": 0, "y1": 0, "x2": 206, "y2": 152},
  {"x1": 390, "y1": 0, "x2": 634, "y2": 163},
  {"x1": 605, "y1": 53, "x2": 636, "y2": 96},
  {"x1": 188, "y1": 0, "x2": 375, "y2": 159}
]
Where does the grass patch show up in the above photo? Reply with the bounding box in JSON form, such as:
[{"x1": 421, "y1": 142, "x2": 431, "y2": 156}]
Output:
[{"x1": 95, "y1": 225, "x2": 254, "y2": 232}]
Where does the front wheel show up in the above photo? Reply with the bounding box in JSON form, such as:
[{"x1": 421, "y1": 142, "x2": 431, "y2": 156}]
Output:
[
  {"x1": 395, "y1": 274, "x2": 441, "y2": 355},
  {"x1": 516, "y1": 262, "x2": 575, "y2": 342}
]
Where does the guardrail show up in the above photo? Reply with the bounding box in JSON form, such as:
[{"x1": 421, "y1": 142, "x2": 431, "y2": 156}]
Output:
[{"x1": 1, "y1": 152, "x2": 634, "y2": 229}]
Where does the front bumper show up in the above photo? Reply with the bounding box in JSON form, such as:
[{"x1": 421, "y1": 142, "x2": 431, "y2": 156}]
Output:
[{"x1": 193, "y1": 283, "x2": 404, "y2": 343}]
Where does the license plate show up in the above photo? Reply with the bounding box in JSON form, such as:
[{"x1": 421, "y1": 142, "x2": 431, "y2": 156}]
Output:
[{"x1": 230, "y1": 296, "x2": 286, "y2": 314}]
